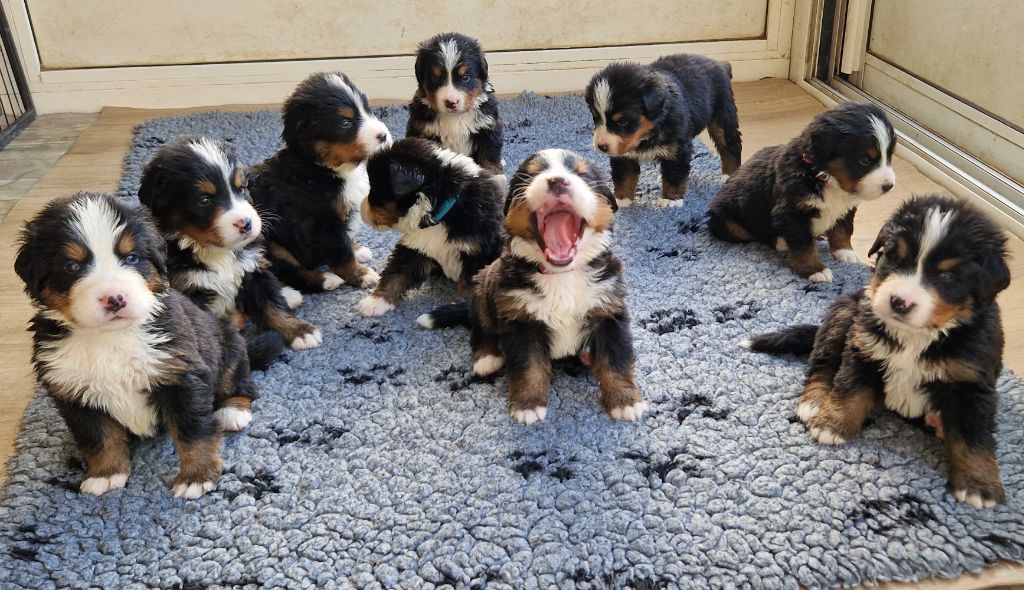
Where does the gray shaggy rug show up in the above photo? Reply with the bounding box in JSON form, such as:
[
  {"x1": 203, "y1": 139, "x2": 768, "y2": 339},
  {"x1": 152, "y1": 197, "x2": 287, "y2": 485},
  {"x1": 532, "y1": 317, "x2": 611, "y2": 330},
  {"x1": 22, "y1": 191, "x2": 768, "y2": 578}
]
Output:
[{"x1": 2, "y1": 93, "x2": 1024, "y2": 590}]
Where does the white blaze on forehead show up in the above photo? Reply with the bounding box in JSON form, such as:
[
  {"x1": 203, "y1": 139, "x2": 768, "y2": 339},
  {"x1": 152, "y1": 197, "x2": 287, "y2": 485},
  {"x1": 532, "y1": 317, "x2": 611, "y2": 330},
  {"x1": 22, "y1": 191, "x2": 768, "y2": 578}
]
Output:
[
  {"x1": 591, "y1": 78, "x2": 611, "y2": 126},
  {"x1": 438, "y1": 39, "x2": 462, "y2": 78},
  {"x1": 188, "y1": 136, "x2": 233, "y2": 187},
  {"x1": 916, "y1": 206, "x2": 956, "y2": 275},
  {"x1": 870, "y1": 115, "x2": 892, "y2": 167},
  {"x1": 70, "y1": 197, "x2": 125, "y2": 270}
]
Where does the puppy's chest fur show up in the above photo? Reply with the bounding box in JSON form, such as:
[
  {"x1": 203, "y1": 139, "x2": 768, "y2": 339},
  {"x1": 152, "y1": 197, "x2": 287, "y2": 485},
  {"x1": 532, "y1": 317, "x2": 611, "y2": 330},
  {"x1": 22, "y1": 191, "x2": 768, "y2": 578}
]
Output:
[
  {"x1": 177, "y1": 244, "x2": 261, "y2": 316},
  {"x1": 36, "y1": 322, "x2": 174, "y2": 437},
  {"x1": 421, "y1": 107, "x2": 494, "y2": 156},
  {"x1": 401, "y1": 223, "x2": 478, "y2": 281},
  {"x1": 335, "y1": 164, "x2": 369, "y2": 221},
  {"x1": 806, "y1": 180, "x2": 860, "y2": 235},
  {"x1": 503, "y1": 262, "x2": 619, "y2": 359},
  {"x1": 855, "y1": 318, "x2": 946, "y2": 418}
]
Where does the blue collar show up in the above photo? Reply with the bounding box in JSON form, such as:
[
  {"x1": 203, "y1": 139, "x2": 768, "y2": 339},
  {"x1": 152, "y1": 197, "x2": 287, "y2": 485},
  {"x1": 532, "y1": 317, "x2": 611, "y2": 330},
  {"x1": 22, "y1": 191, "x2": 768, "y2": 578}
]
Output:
[{"x1": 433, "y1": 196, "x2": 458, "y2": 222}]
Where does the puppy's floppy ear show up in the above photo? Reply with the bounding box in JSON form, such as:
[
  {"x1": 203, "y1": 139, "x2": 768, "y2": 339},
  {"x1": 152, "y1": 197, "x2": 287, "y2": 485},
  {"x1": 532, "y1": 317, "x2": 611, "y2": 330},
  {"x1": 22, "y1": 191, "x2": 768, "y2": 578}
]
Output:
[
  {"x1": 132, "y1": 204, "x2": 168, "y2": 278},
  {"x1": 389, "y1": 162, "x2": 426, "y2": 197},
  {"x1": 479, "y1": 53, "x2": 489, "y2": 81},
  {"x1": 414, "y1": 48, "x2": 428, "y2": 85},
  {"x1": 14, "y1": 223, "x2": 44, "y2": 301},
  {"x1": 641, "y1": 74, "x2": 668, "y2": 121},
  {"x1": 868, "y1": 222, "x2": 891, "y2": 259},
  {"x1": 806, "y1": 118, "x2": 845, "y2": 165},
  {"x1": 973, "y1": 252, "x2": 1010, "y2": 306},
  {"x1": 137, "y1": 162, "x2": 165, "y2": 209}
]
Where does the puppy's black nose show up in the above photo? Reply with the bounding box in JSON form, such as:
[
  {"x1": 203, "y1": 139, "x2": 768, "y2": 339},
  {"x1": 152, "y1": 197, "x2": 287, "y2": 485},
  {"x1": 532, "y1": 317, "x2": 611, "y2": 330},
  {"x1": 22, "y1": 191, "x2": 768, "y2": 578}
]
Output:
[
  {"x1": 103, "y1": 293, "x2": 126, "y2": 313},
  {"x1": 444, "y1": 99, "x2": 459, "y2": 110},
  {"x1": 596, "y1": 143, "x2": 609, "y2": 153},
  {"x1": 236, "y1": 218, "x2": 253, "y2": 234},
  {"x1": 547, "y1": 176, "x2": 570, "y2": 193},
  {"x1": 881, "y1": 181, "x2": 894, "y2": 193},
  {"x1": 890, "y1": 295, "x2": 915, "y2": 315},
  {"x1": 376, "y1": 132, "x2": 389, "y2": 144}
]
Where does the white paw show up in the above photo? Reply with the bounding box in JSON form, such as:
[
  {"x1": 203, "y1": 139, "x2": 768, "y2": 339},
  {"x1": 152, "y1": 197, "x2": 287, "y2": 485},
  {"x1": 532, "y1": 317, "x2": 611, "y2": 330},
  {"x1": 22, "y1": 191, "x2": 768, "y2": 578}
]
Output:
[
  {"x1": 280, "y1": 286, "x2": 303, "y2": 309},
  {"x1": 809, "y1": 426, "x2": 847, "y2": 445},
  {"x1": 356, "y1": 295, "x2": 394, "y2": 317},
  {"x1": 796, "y1": 401, "x2": 820, "y2": 422},
  {"x1": 322, "y1": 272, "x2": 344, "y2": 291},
  {"x1": 738, "y1": 339, "x2": 753, "y2": 350},
  {"x1": 609, "y1": 400, "x2": 648, "y2": 421},
  {"x1": 774, "y1": 237, "x2": 789, "y2": 252},
  {"x1": 354, "y1": 246, "x2": 373, "y2": 263},
  {"x1": 511, "y1": 406, "x2": 548, "y2": 425},
  {"x1": 171, "y1": 480, "x2": 216, "y2": 500},
  {"x1": 808, "y1": 268, "x2": 833, "y2": 283},
  {"x1": 473, "y1": 354, "x2": 504, "y2": 377},
  {"x1": 416, "y1": 313, "x2": 434, "y2": 329},
  {"x1": 615, "y1": 198, "x2": 633, "y2": 209},
  {"x1": 832, "y1": 249, "x2": 859, "y2": 264},
  {"x1": 360, "y1": 268, "x2": 381, "y2": 289},
  {"x1": 80, "y1": 473, "x2": 128, "y2": 496},
  {"x1": 656, "y1": 198, "x2": 685, "y2": 208},
  {"x1": 290, "y1": 328, "x2": 323, "y2": 350},
  {"x1": 214, "y1": 406, "x2": 253, "y2": 432},
  {"x1": 953, "y1": 488, "x2": 997, "y2": 509}
]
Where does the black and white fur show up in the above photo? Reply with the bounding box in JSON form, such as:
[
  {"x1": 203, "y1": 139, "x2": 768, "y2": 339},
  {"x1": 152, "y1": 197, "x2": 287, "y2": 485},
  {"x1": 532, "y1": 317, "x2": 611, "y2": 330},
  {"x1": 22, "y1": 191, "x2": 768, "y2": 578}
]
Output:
[
  {"x1": 708, "y1": 102, "x2": 896, "y2": 282},
  {"x1": 420, "y1": 150, "x2": 645, "y2": 425},
  {"x1": 744, "y1": 195, "x2": 1011, "y2": 507},
  {"x1": 15, "y1": 193, "x2": 277, "y2": 499},
  {"x1": 248, "y1": 72, "x2": 391, "y2": 294},
  {"x1": 139, "y1": 135, "x2": 320, "y2": 351},
  {"x1": 357, "y1": 137, "x2": 504, "y2": 317},
  {"x1": 407, "y1": 33, "x2": 504, "y2": 179}
]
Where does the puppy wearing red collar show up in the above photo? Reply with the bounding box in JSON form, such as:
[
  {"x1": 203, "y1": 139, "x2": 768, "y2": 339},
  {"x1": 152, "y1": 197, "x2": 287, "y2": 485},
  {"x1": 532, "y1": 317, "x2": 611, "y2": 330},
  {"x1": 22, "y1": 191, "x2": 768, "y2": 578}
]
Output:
[{"x1": 708, "y1": 103, "x2": 896, "y2": 282}]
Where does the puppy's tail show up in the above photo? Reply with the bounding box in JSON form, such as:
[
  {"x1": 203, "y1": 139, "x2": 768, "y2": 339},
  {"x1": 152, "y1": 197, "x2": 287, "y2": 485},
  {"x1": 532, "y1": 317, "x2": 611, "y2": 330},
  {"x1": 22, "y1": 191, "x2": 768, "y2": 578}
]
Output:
[
  {"x1": 246, "y1": 331, "x2": 286, "y2": 371},
  {"x1": 740, "y1": 324, "x2": 818, "y2": 356},
  {"x1": 417, "y1": 302, "x2": 470, "y2": 330}
]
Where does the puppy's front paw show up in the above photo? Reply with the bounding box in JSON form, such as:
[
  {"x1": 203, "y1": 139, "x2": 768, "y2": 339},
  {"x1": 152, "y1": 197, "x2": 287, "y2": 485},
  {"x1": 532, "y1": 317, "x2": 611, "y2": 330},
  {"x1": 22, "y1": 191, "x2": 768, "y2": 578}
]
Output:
[
  {"x1": 356, "y1": 295, "x2": 394, "y2": 317},
  {"x1": 609, "y1": 400, "x2": 648, "y2": 422},
  {"x1": 807, "y1": 268, "x2": 833, "y2": 283},
  {"x1": 808, "y1": 425, "x2": 847, "y2": 445},
  {"x1": 774, "y1": 237, "x2": 789, "y2": 252},
  {"x1": 952, "y1": 480, "x2": 1005, "y2": 508},
  {"x1": 656, "y1": 198, "x2": 685, "y2": 209},
  {"x1": 615, "y1": 198, "x2": 633, "y2": 209},
  {"x1": 214, "y1": 406, "x2": 253, "y2": 432},
  {"x1": 280, "y1": 286, "x2": 303, "y2": 309},
  {"x1": 322, "y1": 272, "x2": 344, "y2": 291},
  {"x1": 472, "y1": 354, "x2": 504, "y2": 377},
  {"x1": 359, "y1": 267, "x2": 381, "y2": 289},
  {"x1": 80, "y1": 473, "x2": 128, "y2": 496},
  {"x1": 832, "y1": 249, "x2": 859, "y2": 264},
  {"x1": 511, "y1": 406, "x2": 547, "y2": 426},
  {"x1": 290, "y1": 326, "x2": 323, "y2": 350},
  {"x1": 354, "y1": 245, "x2": 373, "y2": 263},
  {"x1": 171, "y1": 479, "x2": 217, "y2": 500}
]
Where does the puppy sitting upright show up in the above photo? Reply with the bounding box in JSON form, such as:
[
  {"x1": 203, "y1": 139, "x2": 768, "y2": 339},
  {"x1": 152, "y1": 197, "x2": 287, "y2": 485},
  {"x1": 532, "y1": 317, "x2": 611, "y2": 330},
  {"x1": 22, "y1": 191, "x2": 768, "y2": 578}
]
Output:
[
  {"x1": 406, "y1": 33, "x2": 503, "y2": 176},
  {"x1": 586, "y1": 54, "x2": 741, "y2": 208},
  {"x1": 15, "y1": 192, "x2": 276, "y2": 498},
  {"x1": 248, "y1": 72, "x2": 391, "y2": 293},
  {"x1": 357, "y1": 137, "x2": 504, "y2": 317},
  {"x1": 744, "y1": 195, "x2": 1010, "y2": 507},
  {"x1": 708, "y1": 102, "x2": 896, "y2": 282},
  {"x1": 419, "y1": 150, "x2": 646, "y2": 425},
  {"x1": 140, "y1": 135, "x2": 321, "y2": 351}
]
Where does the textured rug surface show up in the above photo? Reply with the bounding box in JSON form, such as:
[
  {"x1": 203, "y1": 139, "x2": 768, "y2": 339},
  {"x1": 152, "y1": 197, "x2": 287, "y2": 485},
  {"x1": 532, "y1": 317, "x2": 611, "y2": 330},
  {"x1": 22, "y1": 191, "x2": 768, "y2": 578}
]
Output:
[{"x1": 2, "y1": 93, "x2": 1024, "y2": 590}]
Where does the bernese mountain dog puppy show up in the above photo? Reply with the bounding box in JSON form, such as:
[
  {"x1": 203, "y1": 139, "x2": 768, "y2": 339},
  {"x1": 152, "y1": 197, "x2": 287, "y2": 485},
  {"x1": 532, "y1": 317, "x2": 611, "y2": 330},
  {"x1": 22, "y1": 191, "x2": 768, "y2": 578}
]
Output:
[
  {"x1": 708, "y1": 102, "x2": 896, "y2": 282},
  {"x1": 356, "y1": 137, "x2": 504, "y2": 317},
  {"x1": 248, "y1": 72, "x2": 392, "y2": 294},
  {"x1": 419, "y1": 150, "x2": 646, "y2": 425},
  {"x1": 744, "y1": 195, "x2": 1011, "y2": 507},
  {"x1": 14, "y1": 192, "x2": 280, "y2": 498},
  {"x1": 406, "y1": 33, "x2": 503, "y2": 177},
  {"x1": 139, "y1": 135, "x2": 322, "y2": 351},
  {"x1": 585, "y1": 54, "x2": 742, "y2": 208}
]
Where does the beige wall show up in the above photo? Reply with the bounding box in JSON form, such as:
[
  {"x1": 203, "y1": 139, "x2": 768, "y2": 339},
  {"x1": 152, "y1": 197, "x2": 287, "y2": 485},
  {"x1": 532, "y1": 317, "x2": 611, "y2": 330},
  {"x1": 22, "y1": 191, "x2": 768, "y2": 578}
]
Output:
[
  {"x1": 868, "y1": 0, "x2": 1023, "y2": 128},
  {"x1": 29, "y1": 0, "x2": 768, "y2": 69}
]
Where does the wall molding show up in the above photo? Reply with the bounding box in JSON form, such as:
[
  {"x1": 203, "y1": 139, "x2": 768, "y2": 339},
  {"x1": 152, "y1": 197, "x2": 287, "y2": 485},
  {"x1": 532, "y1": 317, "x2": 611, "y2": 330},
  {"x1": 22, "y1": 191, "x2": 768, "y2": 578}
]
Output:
[{"x1": 4, "y1": 0, "x2": 794, "y2": 113}]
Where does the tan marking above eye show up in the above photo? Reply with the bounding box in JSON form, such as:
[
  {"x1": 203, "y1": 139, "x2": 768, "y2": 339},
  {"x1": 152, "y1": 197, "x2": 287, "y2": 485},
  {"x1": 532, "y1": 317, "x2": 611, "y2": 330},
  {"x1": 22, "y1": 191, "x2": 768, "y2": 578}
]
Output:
[
  {"x1": 610, "y1": 113, "x2": 625, "y2": 122},
  {"x1": 232, "y1": 170, "x2": 244, "y2": 189},
  {"x1": 895, "y1": 236, "x2": 909, "y2": 259},
  {"x1": 457, "y1": 65, "x2": 469, "y2": 77},
  {"x1": 338, "y1": 107, "x2": 356, "y2": 119},
  {"x1": 431, "y1": 66, "x2": 441, "y2": 77},
  {"x1": 64, "y1": 242, "x2": 88, "y2": 262},
  {"x1": 574, "y1": 160, "x2": 590, "y2": 176},
  {"x1": 937, "y1": 258, "x2": 960, "y2": 272},
  {"x1": 116, "y1": 231, "x2": 135, "y2": 256},
  {"x1": 867, "y1": 147, "x2": 880, "y2": 159},
  {"x1": 196, "y1": 179, "x2": 217, "y2": 195}
]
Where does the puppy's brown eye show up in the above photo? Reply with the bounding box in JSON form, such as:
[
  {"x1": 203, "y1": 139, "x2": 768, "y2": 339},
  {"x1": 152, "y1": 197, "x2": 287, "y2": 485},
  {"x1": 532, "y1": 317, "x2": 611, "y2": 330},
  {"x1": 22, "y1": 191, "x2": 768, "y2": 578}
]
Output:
[
  {"x1": 460, "y1": 73, "x2": 471, "y2": 82},
  {"x1": 124, "y1": 253, "x2": 140, "y2": 265},
  {"x1": 858, "y1": 156, "x2": 873, "y2": 166},
  {"x1": 198, "y1": 196, "x2": 211, "y2": 206},
  {"x1": 65, "y1": 261, "x2": 81, "y2": 274},
  {"x1": 340, "y1": 119, "x2": 353, "y2": 129}
]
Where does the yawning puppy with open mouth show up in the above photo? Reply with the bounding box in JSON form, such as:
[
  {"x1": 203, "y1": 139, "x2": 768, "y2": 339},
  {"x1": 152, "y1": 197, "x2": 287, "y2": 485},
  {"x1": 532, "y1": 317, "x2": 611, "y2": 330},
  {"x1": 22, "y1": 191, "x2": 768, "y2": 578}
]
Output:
[
  {"x1": 419, "y1": 149, "x2": 646, "y2": 425},
  {"x1": 356, "y1": 137, "x2": 504, "y2": 317}
]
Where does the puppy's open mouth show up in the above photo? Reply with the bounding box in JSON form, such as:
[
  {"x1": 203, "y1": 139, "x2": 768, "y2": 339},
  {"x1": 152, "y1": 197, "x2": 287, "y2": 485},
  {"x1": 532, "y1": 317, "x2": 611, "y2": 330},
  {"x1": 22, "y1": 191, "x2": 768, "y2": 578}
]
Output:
[{"x1": 536, "y1": 204, "x2": 584, "y2": 267}]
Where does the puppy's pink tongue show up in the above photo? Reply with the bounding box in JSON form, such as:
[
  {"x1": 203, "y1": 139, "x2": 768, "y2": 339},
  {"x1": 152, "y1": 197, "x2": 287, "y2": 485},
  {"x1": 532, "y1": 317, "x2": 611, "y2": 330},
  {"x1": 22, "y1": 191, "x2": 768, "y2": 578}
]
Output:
[{"x1": 543, "y1": 210, "x2": 578, "y2": 265}]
